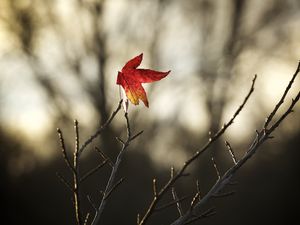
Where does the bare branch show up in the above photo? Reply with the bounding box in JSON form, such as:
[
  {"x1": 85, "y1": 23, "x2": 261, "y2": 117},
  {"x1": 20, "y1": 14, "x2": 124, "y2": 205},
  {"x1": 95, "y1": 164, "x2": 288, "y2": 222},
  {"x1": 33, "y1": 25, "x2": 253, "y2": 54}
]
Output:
[
  {"x1": 225, "y1": 140, "x2": 237, "y2": 165},
  {"x1": 56, "y1": 172, "x2": 73, "y2": 192},
  {"x1": 153, "y1": 179, "x2": 158, "y2": 198},
  {"x1": 195, "y1": 180, "x2": 201, "y2": 203},
  {"x1": 171, "y1": 188, "x2": 183, "y2": 217},
  {"x1": 56, "y1": 102, "x2": 124, "y2": 225},
  {"x1": 137, "y1": 214, "x2": 140, "y2": 225},
  {"x1": 87, "y1": 195, "x2": 97, "y2": 211},
  {"x1": 130, "y1": 130, "x2": 144, "y2": 141},
  {"x1": 211, "y1": 156, "x2": 221, "y2": 180},
  {"x1": 57, "y1": 128, "x2": 74, "y2": 172},
  {"x1": 212, "y1": 191, "x2": 235, "y2": 198},
  {"x1": 73, "y1": 119, "x2": 83, "y2": 225},
  {"x1": 155, "y1": 195, "x2": 190, "y2": 212},
  {"x1": 83, "y1": 213, "x2": 90, "y2": 225},
  {"x1": 190, "y1": 192, "x2": 201, "y2": 210},
  {"x1": 184, "y1": 208, "x2": 216, "y2": 225},
  {"x1": 74, "y1": 120, "x2": 80, "y2": 156},
  {"x1": 267, "y1": 90, "x2": 300, "y2": 134},
  {"x1": 79, "y1": 100, "x2": 123, "y2": 155},
  {"x1": 169, "y1": 166, "x2": 183, "y2": 216},
  {"x1": 95, "y1": 147, "x2": 113, "y2": 168},
  {"x1": 170, "y1": 166, "x2": 175, "y2": 178},
  {"x1": 264, "y1": 61, "x2": 300, "y2": 128},
  {"x1": 80, "y1": 160, "x2": 108, "y2": 183},
  {"x1": 138, "y1": 75, "x2": 256, "y2": 225},
  {"x1": 170, "y1": 65, "x2": 300, "y2": 225},
  {"x1": 91, "y1": 112, "x2": 141, "y2": 225},
  {"x1": 105, "y1": 177, "x2": 125, "y2": 200},
  {"x1": 116, "y1": 136, "x2": 125, "y2": 145},
  {"x1": 125, "y1": 112, "x2": 131, "y2": 138}
]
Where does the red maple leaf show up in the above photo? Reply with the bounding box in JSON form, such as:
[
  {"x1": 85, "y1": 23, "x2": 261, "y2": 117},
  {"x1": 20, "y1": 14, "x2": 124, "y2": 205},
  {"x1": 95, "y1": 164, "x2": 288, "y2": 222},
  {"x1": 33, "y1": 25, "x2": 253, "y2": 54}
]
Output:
[{"x1": 116, "y1": 53, "x2": 170, "y2": 108}]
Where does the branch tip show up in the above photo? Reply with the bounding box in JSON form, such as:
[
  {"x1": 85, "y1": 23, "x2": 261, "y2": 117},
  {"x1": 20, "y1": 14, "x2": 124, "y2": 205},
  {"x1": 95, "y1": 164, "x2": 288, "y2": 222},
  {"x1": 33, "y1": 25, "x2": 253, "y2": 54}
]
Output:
[
  {"x1": 170, "y1": 166, "x2": 175, "y2": 178},
  {"x1": 153, "y1": 178, "x2": 158, "y2": 197}
]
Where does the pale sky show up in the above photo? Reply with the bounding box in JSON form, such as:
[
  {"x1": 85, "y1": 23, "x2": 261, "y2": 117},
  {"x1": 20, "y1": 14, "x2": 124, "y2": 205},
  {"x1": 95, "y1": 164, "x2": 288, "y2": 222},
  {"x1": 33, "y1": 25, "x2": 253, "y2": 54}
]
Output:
[{"x1": 0, "y1": 0, "x2": 299, "y2": 166}]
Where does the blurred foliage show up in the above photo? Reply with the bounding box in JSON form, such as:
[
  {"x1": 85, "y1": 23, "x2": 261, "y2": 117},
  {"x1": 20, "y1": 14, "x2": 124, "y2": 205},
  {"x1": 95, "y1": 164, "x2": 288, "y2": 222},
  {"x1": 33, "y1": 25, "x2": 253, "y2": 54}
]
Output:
[{"x1": 0, "y1": 0, "x2": 299, "y2": 224}]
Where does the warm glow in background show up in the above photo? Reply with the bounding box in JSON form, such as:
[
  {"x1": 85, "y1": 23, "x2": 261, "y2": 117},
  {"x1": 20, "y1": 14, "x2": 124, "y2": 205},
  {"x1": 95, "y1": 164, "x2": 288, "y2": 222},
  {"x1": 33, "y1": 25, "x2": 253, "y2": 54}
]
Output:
[{"x1": 0, "y1": 1, "x2": 299, "y2": 225}]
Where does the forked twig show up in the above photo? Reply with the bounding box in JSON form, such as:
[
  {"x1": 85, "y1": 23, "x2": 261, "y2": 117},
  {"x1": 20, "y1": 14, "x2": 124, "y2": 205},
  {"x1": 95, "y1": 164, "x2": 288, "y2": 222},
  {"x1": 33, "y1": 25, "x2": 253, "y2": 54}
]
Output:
[
  {"x1": 57, "y1": 128, "x2": 74, "y2": 172},
  {"x1": 95, "y1": 147, "x2": 114, "y2": 168},
  {"x1": 264, "y1": 62, "x2": 300, "y2": 128},
  {"x1": 80, "y1": 160, "x2": 108, "y2": 183},
  {"x1": 91, "y1": 112, "x2": 143, "y2": 225},
  {"x1": 170, "y1": 167, "x2": 183, "y2": 216}
]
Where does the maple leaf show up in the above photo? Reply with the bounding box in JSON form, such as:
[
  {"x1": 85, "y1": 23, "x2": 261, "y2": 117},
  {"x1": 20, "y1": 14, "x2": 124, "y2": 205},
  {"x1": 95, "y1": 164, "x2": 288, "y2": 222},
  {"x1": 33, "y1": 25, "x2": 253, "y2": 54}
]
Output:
[{"x1": 116, "y1": 53, "x2": 170, "y2": 108}]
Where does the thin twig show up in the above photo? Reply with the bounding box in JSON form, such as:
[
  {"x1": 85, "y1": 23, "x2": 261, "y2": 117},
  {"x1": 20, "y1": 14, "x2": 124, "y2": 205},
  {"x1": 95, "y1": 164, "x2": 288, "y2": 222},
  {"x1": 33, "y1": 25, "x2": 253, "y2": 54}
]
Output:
[
  {"x1": 267, "y1": 90, "x2": 300, "y2": 134},
  {"x1": 171, "y1": 188, "x2": 183, "y2": 216},
  {"x1": 196, "y1": 180, "x2": 201, "y2": 201},
  {"x1": 184, "y1": 208, "x2": 216, "y2": 225},
  {"x1": 130, "y1": 130, "x2": 144, "y2": 141},
  {"x1": 264, "y1": 61, "x2": 300, "y2": 128},
  {"x1": 56, "y1": 172, "x2": 73, "y2": 192},
  {"x1": 125, "y1": 112, "x2": 131, "y2": 138},
  {"x1": 79, "y1": 100, "x2": 123, "y2": 155},
  {"x1": 87, "y1": 195, "x2": 97, "y2": 211},
  {"x1": 57, "y1": 128, "x2": 74, "y2": 172},
  {"x1": 116, "y1": 136, "x2": 125, "y2": 144},
  {"x1": 170, "y1": 167, "x2": 183, "y2": 216},
  {"x1": 153, "y1": 179, "x2": 158, "y2": 198},
  {"x1": 73, "y1": 119, "x2": 83, "y2": 225},
  {"x1": 212, "y1": 191, "x2": 235, "y2": 198},
  {"x1": 211, "y1": 156, "x2": 221, "y2": 180},
  {"x1": 83, "y1": 213, "x2": 90, "y2": 225},
  {"x1": 80, "y1": 160, "x2": 108, "y2": 183},
  {"x1": 104, "y1": 177, "x2": 125, "y2": 200},
  {"x1": 155, "y1": 195, "x2": 191, "y2": 212},
  {"x1": 95, "y1": 147, "x2": 114, "y2": 168},
  {"x1": 137, "y1": 214, "x2": 140, "y2": 225},
  {"x1": 190, "y1": 192, "x2": 201, "y2": 210},
  {"x1": 225, "y1": 141, "x2": 237, "y2": 165}
]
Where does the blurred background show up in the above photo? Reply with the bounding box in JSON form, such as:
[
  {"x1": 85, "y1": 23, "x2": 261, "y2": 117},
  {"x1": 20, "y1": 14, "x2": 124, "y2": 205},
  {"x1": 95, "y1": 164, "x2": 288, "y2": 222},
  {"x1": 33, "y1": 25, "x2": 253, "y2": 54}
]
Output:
[{"x1": 0, "y1": 0, "x2": 299, "y2": 224}]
